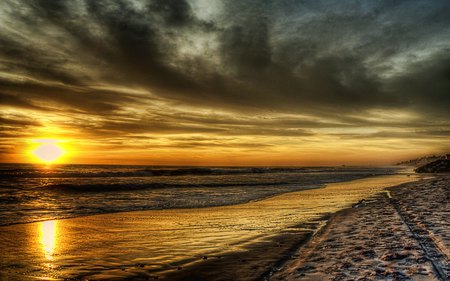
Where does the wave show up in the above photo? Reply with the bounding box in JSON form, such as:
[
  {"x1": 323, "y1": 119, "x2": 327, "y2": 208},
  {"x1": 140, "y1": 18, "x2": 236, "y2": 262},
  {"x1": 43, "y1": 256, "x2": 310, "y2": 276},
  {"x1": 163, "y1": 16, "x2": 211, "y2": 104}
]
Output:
[
  {"x1": 0, "y1": 165, "x2": 395, "y2": 179},
  {"x1": 0, "y1": 164, "x2": 399, "y2": 226},
  {"x1": 41, "y1": 181, "x2": 293, "y2": 192},
  {"x1": 0, "y1": 166, "x2": 306, "y2": 179}
]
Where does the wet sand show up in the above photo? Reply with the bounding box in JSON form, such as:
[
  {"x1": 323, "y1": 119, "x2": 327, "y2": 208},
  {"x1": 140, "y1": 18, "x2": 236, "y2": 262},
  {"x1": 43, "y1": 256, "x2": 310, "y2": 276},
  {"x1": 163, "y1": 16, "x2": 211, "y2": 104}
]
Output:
[
  {"x1": 0, "y1": 174, "x2": 418, "y2": 280},
  {"x1": 272, "y1": 176, "x2": 449, "y2": 281}
]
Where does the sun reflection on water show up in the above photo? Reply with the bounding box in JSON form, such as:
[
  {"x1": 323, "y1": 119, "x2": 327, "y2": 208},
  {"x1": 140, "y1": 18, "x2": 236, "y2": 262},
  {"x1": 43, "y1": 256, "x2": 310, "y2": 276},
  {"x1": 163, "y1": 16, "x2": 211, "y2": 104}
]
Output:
[{"x1": 39, "y1": 220, "x2": 58, "y2": 261}]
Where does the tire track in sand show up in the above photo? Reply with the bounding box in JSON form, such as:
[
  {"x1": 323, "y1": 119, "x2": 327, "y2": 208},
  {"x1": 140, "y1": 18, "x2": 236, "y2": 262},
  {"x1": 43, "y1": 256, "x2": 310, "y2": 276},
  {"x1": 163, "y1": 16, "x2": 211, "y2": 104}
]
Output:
[{"x1": 388, "y1": 190, "x2": 449, "y2": 281}]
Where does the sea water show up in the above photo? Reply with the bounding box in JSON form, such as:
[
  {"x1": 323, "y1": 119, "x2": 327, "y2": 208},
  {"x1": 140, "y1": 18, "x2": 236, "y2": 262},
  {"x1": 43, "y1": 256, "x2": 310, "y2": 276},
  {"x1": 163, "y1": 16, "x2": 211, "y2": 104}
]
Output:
[{"x1": 0, "y1": 164, "x2": 395, "y2": 226}]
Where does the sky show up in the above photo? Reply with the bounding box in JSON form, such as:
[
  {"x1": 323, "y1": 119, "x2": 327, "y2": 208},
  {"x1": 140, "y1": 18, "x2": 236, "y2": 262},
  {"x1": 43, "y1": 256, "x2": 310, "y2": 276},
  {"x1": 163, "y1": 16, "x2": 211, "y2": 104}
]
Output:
[{"x1": 0, "y1": 0, "x2": 449, "y2": 166}]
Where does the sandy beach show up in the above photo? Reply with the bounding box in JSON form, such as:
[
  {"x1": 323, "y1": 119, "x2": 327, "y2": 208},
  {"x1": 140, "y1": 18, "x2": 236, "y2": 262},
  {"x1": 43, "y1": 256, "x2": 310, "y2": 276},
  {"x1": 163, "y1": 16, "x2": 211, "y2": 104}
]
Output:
[
  {"x1": 271, "y1": 176, "x2": 449, "y2": 281},
  {"x1": 0, "y1": 174, "x2": 419, "y2": 280}
]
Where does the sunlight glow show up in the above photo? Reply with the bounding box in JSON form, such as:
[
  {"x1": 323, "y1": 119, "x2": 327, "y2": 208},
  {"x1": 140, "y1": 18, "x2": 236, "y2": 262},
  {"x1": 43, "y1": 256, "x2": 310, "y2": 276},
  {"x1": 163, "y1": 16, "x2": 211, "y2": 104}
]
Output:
[
  {"x1": 39, "y1": 220, "x2": 58, "y2": 260},
  {"x1": 34, "y1": 143, "x2": 63, "y2": 163},
  {"x1": 29, "y1": 139, "x2": 68, "y2": 164}
]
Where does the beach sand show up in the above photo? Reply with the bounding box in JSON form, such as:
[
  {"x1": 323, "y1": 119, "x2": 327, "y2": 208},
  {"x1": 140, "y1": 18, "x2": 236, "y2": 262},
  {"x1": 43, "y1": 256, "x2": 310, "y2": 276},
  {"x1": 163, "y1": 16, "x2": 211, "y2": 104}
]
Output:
[
  {"x1": 0, "y1": 174, "x2": 419, "y2": 280},
  {"x1": 271, "y1": 176, "x2": 449, "y2": 281}
]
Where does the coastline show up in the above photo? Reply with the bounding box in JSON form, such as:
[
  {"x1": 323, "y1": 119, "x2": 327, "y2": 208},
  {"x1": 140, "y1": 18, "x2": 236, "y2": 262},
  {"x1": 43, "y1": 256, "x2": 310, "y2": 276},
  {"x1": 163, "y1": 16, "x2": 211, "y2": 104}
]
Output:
[
  {"x1": 0, "y1": 165, "x2": 398, "y2": 227},
  {"x1": 0, "y1": 173, "x2": 419, "y2": 280},
  {"x1": 271, "y1": 176, "x2": 449, "y2": 281}
]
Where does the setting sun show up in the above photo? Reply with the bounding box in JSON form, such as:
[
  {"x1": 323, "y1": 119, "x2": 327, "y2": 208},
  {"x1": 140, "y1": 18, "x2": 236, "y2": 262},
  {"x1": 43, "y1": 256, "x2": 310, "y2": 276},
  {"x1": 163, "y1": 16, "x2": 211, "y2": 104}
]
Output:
[{"x1": 29, "y1": 140, "x2": 67, "y2": 164}]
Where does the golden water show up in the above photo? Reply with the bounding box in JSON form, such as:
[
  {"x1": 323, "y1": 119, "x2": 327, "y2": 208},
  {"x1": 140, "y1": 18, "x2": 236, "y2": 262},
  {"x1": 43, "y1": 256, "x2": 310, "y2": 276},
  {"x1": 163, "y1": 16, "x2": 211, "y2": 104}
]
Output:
[{"x1": 0, "y1": 174, "x2": 418, "y2": 280}]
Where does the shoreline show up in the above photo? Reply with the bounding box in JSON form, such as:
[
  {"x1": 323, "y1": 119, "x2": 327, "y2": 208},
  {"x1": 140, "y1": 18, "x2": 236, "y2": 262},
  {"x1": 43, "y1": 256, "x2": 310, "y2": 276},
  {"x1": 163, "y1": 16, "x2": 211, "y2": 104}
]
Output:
[
  {"x1": 0, "y1": 173, "x2": 420, "y2": 280},
  {"x1": 0, "y1": 183, "x2": 326, "y2": 228},
  {"x1": 163, "y1": 174, "x2": 430, "y2": 281},
  {"x1": 271, "y1": 175, "x2": 449, "y2": 281},
  {"x1": 1, "y1": 169, "x2": 403, "y2": 227}
]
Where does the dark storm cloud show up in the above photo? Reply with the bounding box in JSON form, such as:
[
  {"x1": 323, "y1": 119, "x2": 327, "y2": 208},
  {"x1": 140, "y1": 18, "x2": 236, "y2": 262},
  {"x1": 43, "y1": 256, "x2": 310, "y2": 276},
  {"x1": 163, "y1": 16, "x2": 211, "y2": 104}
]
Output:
[
  {"x1": 0, "y1": 79, "x2": 142, "y2": 114},
  {"x1": 80, "y1": 113, "x2": 315, "y2": 137},
  {"x1": 0, "y1": 34, "x2": 83, "y2": 85},
  {"x1": 0, "y1": 0, "x2": 449, "y2": 140},
  {"x1": 213, "y1": 0, "x2": 450, "y2": 115},
  {"x1": 0, "y1": 91, "x2": 46, "y2": 111},
  {"x1": 387, "y1": 52, "x2": 450, "y2": 118}
]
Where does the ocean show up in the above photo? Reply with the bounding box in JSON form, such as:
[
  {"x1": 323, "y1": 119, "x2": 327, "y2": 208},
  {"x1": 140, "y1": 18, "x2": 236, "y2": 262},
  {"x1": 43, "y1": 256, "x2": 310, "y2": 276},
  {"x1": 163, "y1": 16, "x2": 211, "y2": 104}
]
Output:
[{"x1": 0, "y1": 164, "x2": 396, "y2": 226}]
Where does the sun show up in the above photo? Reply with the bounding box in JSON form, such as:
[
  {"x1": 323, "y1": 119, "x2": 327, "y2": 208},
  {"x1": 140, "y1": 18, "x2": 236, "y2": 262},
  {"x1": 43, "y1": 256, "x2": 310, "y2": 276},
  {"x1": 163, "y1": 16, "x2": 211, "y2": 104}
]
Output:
[
  {"x1": 34, "y1": 143, "x2": 63, "y2": 163},
  {"x1": 30, "y1": 140, "x2": 67, "y2": 164}
]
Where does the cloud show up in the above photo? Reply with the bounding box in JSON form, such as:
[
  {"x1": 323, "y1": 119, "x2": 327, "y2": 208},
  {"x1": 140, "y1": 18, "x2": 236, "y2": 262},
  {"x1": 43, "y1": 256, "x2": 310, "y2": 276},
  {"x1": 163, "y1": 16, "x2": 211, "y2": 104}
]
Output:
[
  {"x1": 386, "y1": 52, "x2": 450, "y2": 118},
  {"x1": 0, "y1": 0, "x2": 449, "y2": 162}
]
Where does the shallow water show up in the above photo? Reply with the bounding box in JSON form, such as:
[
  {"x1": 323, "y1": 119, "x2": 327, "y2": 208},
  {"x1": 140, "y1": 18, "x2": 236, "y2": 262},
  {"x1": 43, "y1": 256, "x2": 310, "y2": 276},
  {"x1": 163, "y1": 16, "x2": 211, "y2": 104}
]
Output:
[
  {"x1": 0, "y1": 174, "x2": 418, "y2": 280},
  {"x1": 0, "y1": 164, "x2": 395, "y2": 225}
]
